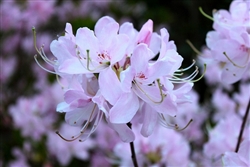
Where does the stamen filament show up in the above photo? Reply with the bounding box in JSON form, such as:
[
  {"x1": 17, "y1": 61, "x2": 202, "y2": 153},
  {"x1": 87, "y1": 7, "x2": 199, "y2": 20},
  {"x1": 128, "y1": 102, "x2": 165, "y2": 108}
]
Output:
[
  {"x1": 159, "y1": 114, "x2": 193, "y2": 131},
  {"x1": 40, "y1": 46, "x2": 56, "y2": 65},
  {"x1": 172, "y1": 66, "x2": 199, "y2": 81},
  {"x1": 56, "y1": 104, "x2": 98, "y2": 142},
  {"x1": 176, "y1": 59, "x2": 196, "y2": 72},
  {"x1": 173, "y1": 72, "x2": 184, "y2": 76},
  {"x1": 199, "y1": 7, "x2": 214, "y2": 21},
  {"x1": 34, "y1": 55, "x2": 57, "y2": 74},
  {"x1": 175, "y1": 119, "x2": 193, "y2": 131},
  {"x1": 190, "y1": 64, "x2": 206, "y2": 82},
  {"x1": 77, "y1": 49, "x2": 109, "y2": 72},
  {"x1": 223, "y1": 52, "x2": 248, "y2": 68},
  {"x1": 133, "y1": 79, "x2": 165, "y2": 104},
  {"x1": 186, "y1": 40, "x2": 201, "y2": 55}
]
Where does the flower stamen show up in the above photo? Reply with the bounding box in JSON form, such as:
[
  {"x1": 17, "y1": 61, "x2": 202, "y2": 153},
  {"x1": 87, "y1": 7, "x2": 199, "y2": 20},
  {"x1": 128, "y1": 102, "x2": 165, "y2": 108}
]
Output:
[
  {"x1": 223, "y1": 52, "x2": 249, "y2": 68},
  {"x1": 56, "y1": 104, "x2": 102, "y2": 142},
  {"x1": 133, "y1": 79, "x2": 165, "y2": 104},
  {"x1": 199, "y1": 7, "x2": 214, "y2": 21}
]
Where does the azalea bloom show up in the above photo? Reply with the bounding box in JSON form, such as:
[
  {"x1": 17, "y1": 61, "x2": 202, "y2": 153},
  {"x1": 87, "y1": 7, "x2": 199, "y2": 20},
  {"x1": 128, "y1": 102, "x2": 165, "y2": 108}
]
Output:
[
  {"x1": 200, "y1": 0, "x2": 250, "y2": 84},
  {"x1": 33, "y1": 16, "x2": 201, "y2": 142},
  {"x1": 113, "y1": 124, "x2": 192, "y2": 167},
  {"x1": 222, "y1": 139, "x2": 250, "y2": 167}
]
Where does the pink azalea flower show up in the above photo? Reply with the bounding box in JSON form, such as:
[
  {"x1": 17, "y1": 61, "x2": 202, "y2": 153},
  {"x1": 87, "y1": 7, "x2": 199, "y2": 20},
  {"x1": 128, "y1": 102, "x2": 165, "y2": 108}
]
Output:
[
  {"x1": 8, "y1": 147, "x2": 30, "y2": 167},
  {"x1": 9, "y1": 91, "x2": 58, "y2": 140},
  {"x1": 233, "y1": 83, "x2": 250, "y2": 116},
  {"x1": 36, "y1": 16, "x2": 197, "y2": 142},
  {"x1": 212, "y1": 88, "x2": 236, "y2": 121},
  {"x1": 203, "y1": 114, "x2": 249, "y2": 161},
  {"x1": 200, "y1": 0, "x2": 250, "y2": 84},
  {"x1": 55, "y1": 16, "x2": 129, "y2": 74},
  {"x1": 113, "y1": 124, "x2": 192, "y2": 166},
  {"x1": 47, "y1": 123, "x2": 95, "y2": 166},
  {"x1": 222, "y1": 139, "x2": 250, "y2": 167}
]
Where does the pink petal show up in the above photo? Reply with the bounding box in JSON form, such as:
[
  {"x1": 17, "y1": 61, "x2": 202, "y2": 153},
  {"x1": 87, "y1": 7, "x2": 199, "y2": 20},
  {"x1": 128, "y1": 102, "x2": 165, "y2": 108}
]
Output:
[
  {"x1": 75, "y1": 27, "x2": 99, "y2": 56},
  {"x1": 222, "y1": 152, "x2": 248, "y2": 167},
  {"x1": 131, "y1": 43, "x2": 154, "y2": 73},
  {"x1": 140, "y1": 103, "x2": 158, "y2": 137},
  {"x1": 94, "y1": 16, "x2": 117, "y2": 39},
  {"x1": 99, "y1": 67, "x2": 122, "y2": 105},
  {"x1": 136, "y1": 19, "x2": 153, "y2": 45},
  {"x1": 120, "y1": 66, "x2": 135, "y2": 92},
  {"x1": 109, "y1": 34, "x2": 129, "y2": 65},
  {"x1": 119, "y1": 22, "x2": 137, "y2": 38},
  {"x1": 109, "y1": 92, "x2": 139, "y2": 123},
  {"x1": 59, "y1": 58, "x2": 90, "y2": 74},
  {"x1": 107, "y1": 121, "x2": 135, "y2": 142},
  {"x1": 221, "y1": 55, "x2": 249, "y2": 84},
  {"x1": 65, "y1": 102, "x2": 96, "y2": 126}
]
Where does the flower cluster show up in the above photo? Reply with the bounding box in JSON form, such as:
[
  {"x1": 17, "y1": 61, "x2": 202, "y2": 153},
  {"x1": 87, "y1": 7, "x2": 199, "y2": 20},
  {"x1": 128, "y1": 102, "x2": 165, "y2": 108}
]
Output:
[
  {"x1": 200, "y1": 0, "x2": 250, "y2": 84},
  {"x1": 34, "y1": 16, "x2": 201, "y2": 142}
]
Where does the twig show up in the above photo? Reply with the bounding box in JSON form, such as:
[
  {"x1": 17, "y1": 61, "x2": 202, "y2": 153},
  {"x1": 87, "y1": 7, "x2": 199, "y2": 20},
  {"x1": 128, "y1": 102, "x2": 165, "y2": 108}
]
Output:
[{"x1": 235, "y1": 95, "x2": 250, "y2": 152}]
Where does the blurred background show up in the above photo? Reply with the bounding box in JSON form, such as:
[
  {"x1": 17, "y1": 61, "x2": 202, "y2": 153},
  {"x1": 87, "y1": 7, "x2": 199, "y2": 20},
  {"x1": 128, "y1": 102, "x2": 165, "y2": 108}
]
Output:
[{"x1": 0, "y1": 0, "x2": 234, "y2": 166}]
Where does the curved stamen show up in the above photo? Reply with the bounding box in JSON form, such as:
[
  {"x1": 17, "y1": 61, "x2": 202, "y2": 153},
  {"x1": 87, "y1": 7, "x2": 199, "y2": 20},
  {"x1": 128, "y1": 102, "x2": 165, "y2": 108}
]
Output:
[
  {"x1": 186, "y1": 40, "x2": 201, "y2": 55},
  {"x1": 76, "y1": 49, "x2": 109, "y2": 72},
  {"x1": 190, "y1": 64, "x2": 206, "y2": 82},
  {"x1": 34, "y1": 55, "x2": 57, "y2": 74},
  {"x1": 56, "y1": 104, "x2": 97, "y2": 142},
  {"x1": 173, "y1": 72, "x2": 184, "y2": 76},
  {"x1": 175, "y1": 119, "x2": 193, "y2": 131},
  {"x1": 176, "y1": 59, "x2": 196, "y2": 72},
  {"x1": 40, "y1": 46, "x2": 56, "y2": 65},
  {"x1": 79, "y1": 109, "x2": 103, "y2": 142},
  {"x1": 159, "y1": 114, "x2": 193, "y2": 131},
  {"x1": 172, "y1": 66, "x2": 199, "y2": 81},
  {"x1": 33, "y1": 27, "x2": 56, "y2": 67},
  {"x1": 133, "y1": 79, "x2": 165, "y2": 104},
  {"x1": 199, "y1": 7, "x2": 214, "y2": 21},
  {"x1": 223, "y1": 52, "x2": 249, "y2": 68}
]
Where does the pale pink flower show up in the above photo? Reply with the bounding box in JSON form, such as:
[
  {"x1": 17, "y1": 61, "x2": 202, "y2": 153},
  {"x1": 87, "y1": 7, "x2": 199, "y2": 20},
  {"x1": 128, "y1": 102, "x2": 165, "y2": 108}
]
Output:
[
  {"x1": 212, "y1": 88, "x2": 236, "y2": 121},
  {"x1": 233, "y1": 83, "x2": 250, "y2": 116},
  {"x1": 54, "y1": 16, "x2": 129, "y2": 74},
  {"x1": 200, "y1": 0, "x2": 250, "y2": 84},
  {"x1": 9, "y1": 88, "x2": 58, "y2": 140},
  {"x1": 203, "y1": 114, "x2": 248, "y2": 161},
  {"x1": 0, "y1": 57, "x2": 16, "y2": 82},
  {"x1": 37, "y1": 16, "x2": 197, "y2": 142},
  {"x1": 0, "y1": 0, "x2": 21, "y2": 31},
  {"x1": 113, "y1": 124, "x2": 192, "y2": 167},
  {"x1": 222, "y1": 139, "x2": 250, "y2": 167},
  {"x1": 8, "y1": 148, "x2": 30, "y2": 167},
  {"x1": 47, "y1": 123, "x2": 95, "y2": 166},
  {"x1": 21, "y1": 0, "x2": 56, "y2": 30}
]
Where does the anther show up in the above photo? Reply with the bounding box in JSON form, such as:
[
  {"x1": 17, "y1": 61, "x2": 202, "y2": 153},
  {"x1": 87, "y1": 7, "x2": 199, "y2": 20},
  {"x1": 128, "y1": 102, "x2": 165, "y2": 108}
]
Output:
[{"x1": 175, "y1": 119, "x2": 193, "y2": 131}]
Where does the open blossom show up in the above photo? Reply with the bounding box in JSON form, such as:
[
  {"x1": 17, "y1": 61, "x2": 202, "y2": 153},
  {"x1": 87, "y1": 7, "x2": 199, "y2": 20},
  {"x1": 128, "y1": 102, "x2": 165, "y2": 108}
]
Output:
[
  {"x1": 112, "y1": 124, "x2": 192, "y2": 167},
  {"x1": 47, "y1": 123, "x2": 95, "y2": 166},
  {"x1": 200, "y1": 0, "x2": 250, "y2": 84},
  {"x1": 203, "y1": 113, "x2": 249, "y2": 161},
  {"x1": 34, "y1": 16, "x2": 200, "y2": 142},
  {"x1": 222, "y1": 139, "x2": 250, "y2": 167}
]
